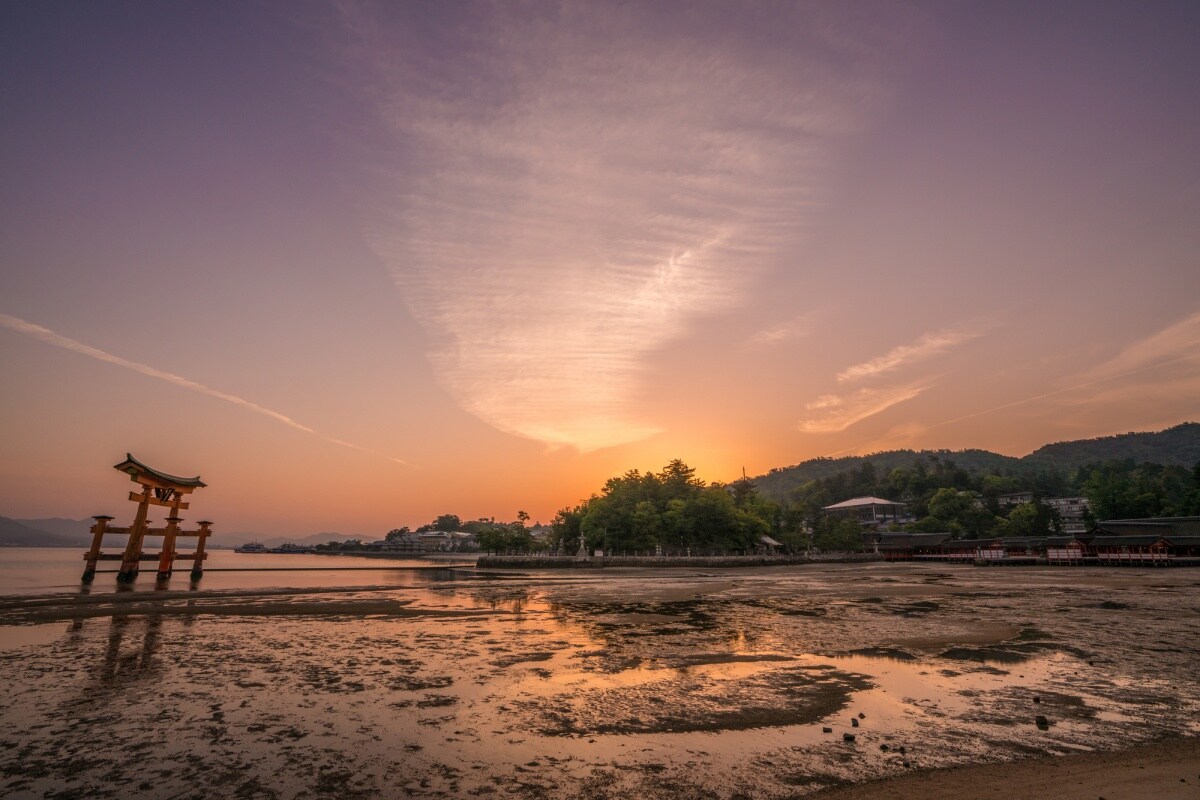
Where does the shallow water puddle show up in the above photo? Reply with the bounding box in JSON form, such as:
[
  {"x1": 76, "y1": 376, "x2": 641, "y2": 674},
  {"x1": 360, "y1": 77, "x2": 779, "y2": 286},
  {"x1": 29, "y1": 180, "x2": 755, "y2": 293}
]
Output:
[{"x1": 0, "y1": 621, "x2": 66, "y2": 651}]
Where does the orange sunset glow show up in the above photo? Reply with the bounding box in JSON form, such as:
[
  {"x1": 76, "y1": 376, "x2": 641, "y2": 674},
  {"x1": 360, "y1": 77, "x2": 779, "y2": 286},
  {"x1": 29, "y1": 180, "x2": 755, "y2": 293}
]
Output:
[{"x1": 2, "y1": 2, "x2": 1198, "y2": 539}]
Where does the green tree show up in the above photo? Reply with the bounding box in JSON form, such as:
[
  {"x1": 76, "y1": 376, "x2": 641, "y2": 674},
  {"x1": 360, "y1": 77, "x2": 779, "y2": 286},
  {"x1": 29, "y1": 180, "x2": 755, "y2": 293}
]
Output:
[
  {"x1": 814, "y1": 517, "x2": 863, "y2": 552},
  {"x1": 549, "y1": 504, "x2": 587, "y2": 552},
  {"x1": 980, "y1": 474, "x2": 1019, "y2": 513},
  {"x1": 630, "y1": 500, "x2": 663, "y2": 551},
  {"x1": 478, "y1": 522, "x2": 535, "y2": 553},
  {"x1": 996, "y1": 502, "x2": 1053, "y2": 537},
  {"x1": 729, "y1": 476, "x2": 757, "y2": 508},
  {"x1": 418, "y1": 513, "x2": 463, "y2": 532},
  {"x1": 928, "y1": 488, "x2": 974, "y2": 522},
  {"x1": 926, "y1": 488, "x2": 998, "y2": 538},
  {"x1": 659, "y1": 459, "x2": 703, "y2": 499},
  {"x1": 906, "y1": 515, "x2": 958, "y2": 534},
  {"x1": 385, "y1": 527, "x2": 411, "y2": 542},
  {"x1": 572, "y1": 460, "x2": 779, "y2": 555}
]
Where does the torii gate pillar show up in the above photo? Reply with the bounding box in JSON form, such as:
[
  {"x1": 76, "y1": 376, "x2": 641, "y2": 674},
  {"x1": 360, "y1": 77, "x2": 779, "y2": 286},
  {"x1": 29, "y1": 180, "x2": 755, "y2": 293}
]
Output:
[{"x1": 83, "y1": 454, "x2": 212, "y2": 584}]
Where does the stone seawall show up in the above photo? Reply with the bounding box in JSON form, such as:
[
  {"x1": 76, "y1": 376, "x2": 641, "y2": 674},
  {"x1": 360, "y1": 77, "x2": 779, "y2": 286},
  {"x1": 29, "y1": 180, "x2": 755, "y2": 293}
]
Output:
[{"x1": 475, "y1": 553, "x2": 884, "y2": 569}]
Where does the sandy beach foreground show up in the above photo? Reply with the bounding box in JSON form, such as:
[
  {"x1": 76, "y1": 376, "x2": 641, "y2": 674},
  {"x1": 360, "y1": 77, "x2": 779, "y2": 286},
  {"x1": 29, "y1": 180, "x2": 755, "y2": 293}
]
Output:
[
  {"x1": 812, "y1": 736, "x2": 1200, "y2": 800},
  {"x1": 1, "y1": 558, "x2": 1197, "y2": 799}
]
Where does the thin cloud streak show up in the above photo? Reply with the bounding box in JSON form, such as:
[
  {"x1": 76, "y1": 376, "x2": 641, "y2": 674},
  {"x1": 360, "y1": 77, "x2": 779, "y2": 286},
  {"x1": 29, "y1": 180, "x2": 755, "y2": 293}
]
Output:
[
  {"x1": 930, "y1": 352, "x2": 1200, "y2": 431},
  {"x1": 928, "y1": 311, "x2": 1200, "y2": 430},
  {"x1": 0, "y1": 313, "x2": 413, "y2": 467},
  {"x1": 1081, "y1": 310, "x2": 1200, "y2": 381},
  {"x1": 823, "y1": 312, "x2": 1200, "y2": 454},
  {"x1": 798, "y1": 383, "x2": 928, "y2": 433},
  {"x1": 828, "y1": 351, "x2": 1200, "y2": 457},
  {"x1": 343, "y1": 2, "x2": 913, "y2": 451},
  {"x1": 748, "y1": 312, "x2": 818, "y2": 346},
  {"x1": 836, "y1": 327, "x2": 982, "y2": 383}
]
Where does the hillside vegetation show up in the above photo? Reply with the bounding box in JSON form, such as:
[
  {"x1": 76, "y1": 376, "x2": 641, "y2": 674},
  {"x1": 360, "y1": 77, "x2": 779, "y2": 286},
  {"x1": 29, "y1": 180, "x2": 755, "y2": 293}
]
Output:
[
  {"x1": 741, "y1": 422, "x2": 1200, "y2": 550},
  {"x1": 753, "y1": 423, "x2": 1199, "y2": 501},
  {"x1": 1023, "y1": 423, "x2": 1200, "y2": 470}
]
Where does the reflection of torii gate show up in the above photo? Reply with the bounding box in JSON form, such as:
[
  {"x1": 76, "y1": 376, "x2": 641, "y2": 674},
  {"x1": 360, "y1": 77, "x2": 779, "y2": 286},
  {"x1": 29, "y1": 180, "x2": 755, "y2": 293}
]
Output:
[{"x1": 83, "y1": 454, "x2": 213, "y2": 584}]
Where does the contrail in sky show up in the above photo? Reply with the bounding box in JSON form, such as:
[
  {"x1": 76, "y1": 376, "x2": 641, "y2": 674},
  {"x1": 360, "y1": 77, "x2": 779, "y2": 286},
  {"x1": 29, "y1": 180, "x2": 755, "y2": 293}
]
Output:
[
  {"x1": 928, "y1": 351, "x2": 1200, "y2": 430},
  {"x1": 0, "y1": 312, "x2": 413, "y2": 467},
  {"x1": 827, "y1": 350, "x2": 1200, "y2": 458}
]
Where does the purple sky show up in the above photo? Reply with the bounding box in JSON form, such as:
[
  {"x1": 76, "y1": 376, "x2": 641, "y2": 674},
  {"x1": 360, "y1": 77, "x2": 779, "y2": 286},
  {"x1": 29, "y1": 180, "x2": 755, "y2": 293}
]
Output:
[{"x1": 2, "y1": 2, "x2": 1198, "y2": 536}]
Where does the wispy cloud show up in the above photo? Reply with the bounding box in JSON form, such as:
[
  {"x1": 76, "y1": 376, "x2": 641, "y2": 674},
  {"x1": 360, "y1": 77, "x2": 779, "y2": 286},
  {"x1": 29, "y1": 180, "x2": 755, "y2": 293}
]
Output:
[
  {"x1": 0, "y1": 313, "x2": 413, "y2": 467},
  {"x1": 340, "y1": 3, "x2": 913, "y2": 450},
  {"x1": 1081, "y1": 310, "x2": 1200, "y2": 381},
  {"x1": 795, "y1": 323, "x2": 976, "y2": 436},
  {"x1": 922, "y1": 312, "x2": 1200, "y2": 431},
  {"x1": 836, "y1": 326, "x2": 982, "y2": 383},
  {"x1": 748, "y1": 312, "x2": 818, "y2": 346},
  {"x1": 798, "y1": 383, "x2": 928, "y2": 433}
]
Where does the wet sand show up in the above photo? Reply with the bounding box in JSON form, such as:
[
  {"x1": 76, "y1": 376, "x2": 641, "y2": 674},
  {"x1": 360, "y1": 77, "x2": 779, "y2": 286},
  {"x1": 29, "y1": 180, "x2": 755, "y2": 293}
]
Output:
[
  {"x1": 0, "y1": 562, "x2": 1197, "y2": 798},
  {"x1": 810, "y1": 736, "x2": 1200, "y2": 800}
]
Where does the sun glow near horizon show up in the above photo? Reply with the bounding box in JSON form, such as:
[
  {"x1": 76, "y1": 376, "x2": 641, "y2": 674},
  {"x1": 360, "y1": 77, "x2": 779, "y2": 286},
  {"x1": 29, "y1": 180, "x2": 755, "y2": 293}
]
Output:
[{"x1": 1, "y1": 2, "x2": 1198, "y2": 535}]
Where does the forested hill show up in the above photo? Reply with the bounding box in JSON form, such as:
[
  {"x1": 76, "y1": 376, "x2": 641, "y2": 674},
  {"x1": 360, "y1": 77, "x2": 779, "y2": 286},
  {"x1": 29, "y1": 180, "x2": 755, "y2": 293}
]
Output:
[
  {"x1": 1023, "y1": 423, "x2": 1200, "y2": 470},
  {"x1": 752, "y1": 422, "x2": 1199, "y2": 501}
]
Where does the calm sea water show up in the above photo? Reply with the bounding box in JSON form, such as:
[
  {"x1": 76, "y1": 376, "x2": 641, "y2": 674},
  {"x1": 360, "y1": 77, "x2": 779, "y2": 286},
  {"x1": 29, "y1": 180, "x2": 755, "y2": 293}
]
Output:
[{"x1": 0, "y1": 547, "x2": 476, "y2": 595}]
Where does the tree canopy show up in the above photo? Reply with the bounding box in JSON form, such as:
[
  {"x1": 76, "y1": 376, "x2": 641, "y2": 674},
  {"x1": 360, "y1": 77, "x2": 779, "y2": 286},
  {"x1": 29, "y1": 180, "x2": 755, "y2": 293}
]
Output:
[
  {"x1": 382, "y1": 444, "x2": 1200, "y2": 556},
  {"x1": 775, "y1": 454, "x2": 1200, "y2": 543},
  {"x1": 546, "y1": 460, "x2": 778, "y2": 555}
]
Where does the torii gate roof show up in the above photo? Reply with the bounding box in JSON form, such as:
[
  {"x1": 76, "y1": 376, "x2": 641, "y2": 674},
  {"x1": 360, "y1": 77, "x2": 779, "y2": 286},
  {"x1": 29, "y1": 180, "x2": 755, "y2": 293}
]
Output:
[{"x1": 113, "y1": 453, "x2": 206, "y2": 489}]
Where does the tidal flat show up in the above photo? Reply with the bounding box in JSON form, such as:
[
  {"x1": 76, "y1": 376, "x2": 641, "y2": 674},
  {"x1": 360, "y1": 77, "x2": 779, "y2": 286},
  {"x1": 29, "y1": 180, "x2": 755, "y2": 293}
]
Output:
[{"x1": 1, "y1": 563, "x2": 1198, "y2": 799}]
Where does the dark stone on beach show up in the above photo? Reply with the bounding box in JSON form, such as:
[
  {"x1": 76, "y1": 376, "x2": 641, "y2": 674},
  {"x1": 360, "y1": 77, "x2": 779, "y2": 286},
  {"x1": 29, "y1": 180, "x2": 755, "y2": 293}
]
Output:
[
  {"x1": 1036, "y1": 715, "x2": 1050, "y2": 729},
  {"x1": 822, "y1": 727, "x2": 832, "y2": 733},
  {"x1": 1033, "y1": 696, "x2": 1041, "y2": 703},
  {"x1": 898, "y1": 746, "x2": 906, "y2": 754},
  {"x1": 843, "y1": 733, "x2": 856, "y2": 742},
  {"x1": 851, "y1": 718, "x2": 859, "y2": 727},
  {"x1": 903, "y1": 761, "x2": 911, "y2": 768},
  {"x1": 858, "y1": 712, "x2": 866, "y2": 719},
  {"x1": 880, "y1": 744, "x2": 889, "y2": 751}
]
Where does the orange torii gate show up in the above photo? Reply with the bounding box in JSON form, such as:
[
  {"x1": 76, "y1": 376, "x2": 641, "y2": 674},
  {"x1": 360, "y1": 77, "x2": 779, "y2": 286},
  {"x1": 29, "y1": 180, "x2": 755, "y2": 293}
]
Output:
[{"x1": 83, "y1": 454, "x2": 213, "y2": 584}]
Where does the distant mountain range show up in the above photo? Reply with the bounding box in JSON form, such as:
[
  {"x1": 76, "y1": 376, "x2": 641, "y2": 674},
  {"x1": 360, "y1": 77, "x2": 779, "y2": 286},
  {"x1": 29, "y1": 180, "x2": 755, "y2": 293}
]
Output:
[
  {"x1": 0, "y1": 517, "x2": 79, "y2": 547},
  {"x1": 750, "y1": 422, "x2": 1200, "y2": 501},
  {"x1": 0, "y1": 514, "x2": 367, "y2": 549}
]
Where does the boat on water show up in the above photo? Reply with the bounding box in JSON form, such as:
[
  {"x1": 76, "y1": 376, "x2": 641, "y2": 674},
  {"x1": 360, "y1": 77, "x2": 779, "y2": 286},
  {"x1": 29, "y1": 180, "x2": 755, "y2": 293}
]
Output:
[{"x1": 234, "y1": 542, "x2": 267, "y2": 553}]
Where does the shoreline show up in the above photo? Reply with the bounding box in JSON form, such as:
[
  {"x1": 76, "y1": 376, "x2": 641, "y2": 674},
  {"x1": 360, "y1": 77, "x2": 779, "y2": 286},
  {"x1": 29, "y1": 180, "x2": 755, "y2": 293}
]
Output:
[
  {"x1": 476, "y1": 553, "x2": 882, "y2": 568},
  {"x1": 810, "y1": 736, "x2": 1200, "y2": 800},
  {"x1": 2, "y1": 559, "x2": 1197, "y2": 798}
]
